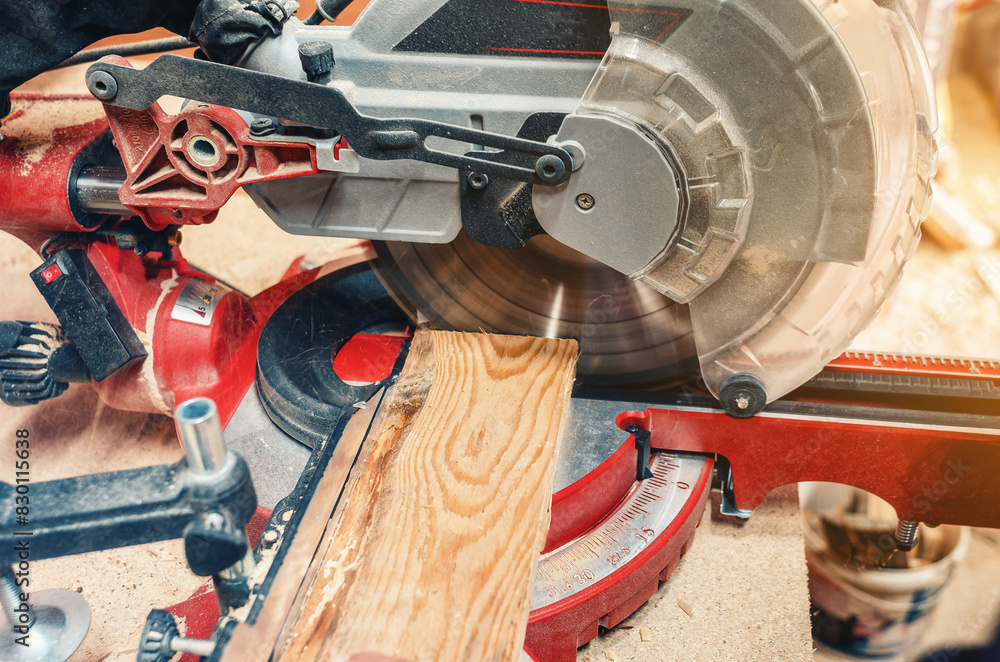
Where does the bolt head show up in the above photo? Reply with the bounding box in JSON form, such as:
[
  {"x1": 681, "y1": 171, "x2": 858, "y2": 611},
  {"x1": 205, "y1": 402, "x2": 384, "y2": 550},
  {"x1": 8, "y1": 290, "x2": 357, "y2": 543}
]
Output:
[
  {"x1": 719, "y1": 374, "x2": 767, "y2": 419},
  {"x1": 467, "y1": 172, "x2": 489, "y2": 190},
  {"x1": 86, "y1": 70, "x2": 118, "y2": 101},
  {"x1": 535, "y1": 154, "x2": 567, "y2": 184},
  {"x1": 250, "y1": 117, "x2": 278, "y2": 137}
]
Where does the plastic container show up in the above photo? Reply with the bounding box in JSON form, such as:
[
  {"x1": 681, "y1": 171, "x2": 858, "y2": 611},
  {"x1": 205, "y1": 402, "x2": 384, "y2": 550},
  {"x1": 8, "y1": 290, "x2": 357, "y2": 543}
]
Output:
[{"x1": 800, "y1": 483, "x2": 968, "y2": 660}]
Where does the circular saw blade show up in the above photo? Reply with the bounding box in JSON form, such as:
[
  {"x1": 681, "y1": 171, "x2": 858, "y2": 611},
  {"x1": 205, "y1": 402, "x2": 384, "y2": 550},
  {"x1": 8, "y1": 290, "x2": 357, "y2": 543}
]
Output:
[{"x1": 371, "y1": 233, "x2": 698, "y2": 388}]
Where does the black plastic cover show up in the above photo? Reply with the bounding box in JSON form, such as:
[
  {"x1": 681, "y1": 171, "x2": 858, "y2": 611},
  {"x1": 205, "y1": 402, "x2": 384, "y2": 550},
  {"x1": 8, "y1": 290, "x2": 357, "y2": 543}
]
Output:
[
  {"x1": 30, "y1": 249, "x2": 147, "y2": 382},
  {"x1": 256, "y1": 265, "x2": 409, "y2": 448}
]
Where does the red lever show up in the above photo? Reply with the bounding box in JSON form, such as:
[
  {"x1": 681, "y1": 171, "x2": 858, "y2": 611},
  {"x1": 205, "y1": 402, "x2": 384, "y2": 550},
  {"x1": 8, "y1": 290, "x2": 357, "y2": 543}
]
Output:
[{"x1": 99, "y1": 56, "x2": 320, "y2": 230}]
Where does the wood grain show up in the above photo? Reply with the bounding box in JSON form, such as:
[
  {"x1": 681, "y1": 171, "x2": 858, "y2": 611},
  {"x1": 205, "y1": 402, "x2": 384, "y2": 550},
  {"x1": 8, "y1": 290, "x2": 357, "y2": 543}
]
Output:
[{"x1": 279, "y1": 330, "x2": 579, "y2": 662}]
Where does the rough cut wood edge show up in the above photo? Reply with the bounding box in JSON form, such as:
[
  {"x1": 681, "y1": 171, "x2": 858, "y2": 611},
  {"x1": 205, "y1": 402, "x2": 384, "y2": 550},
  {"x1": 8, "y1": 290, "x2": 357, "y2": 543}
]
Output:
[{"x1": 280, "y1": 330, "x2": 579, "y2": 662}]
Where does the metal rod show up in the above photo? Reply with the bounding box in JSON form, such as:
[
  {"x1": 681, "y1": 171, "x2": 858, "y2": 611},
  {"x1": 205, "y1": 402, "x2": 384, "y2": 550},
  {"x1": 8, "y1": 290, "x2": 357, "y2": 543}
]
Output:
[
  {"x1": 218, "y1": 541, "x2": 257, "y2": 583},
  {"x1": 176, "y1": 398, "x2": 228, "y2": 475},
  {"x1": 74, "y1": 167, "x2": 129, "y2": 215},
  {"x1": 57, "y1": 37, "x2": 195, "y2": 69},
  {"x1": 171, "y1": 636, "x2": 217, "y2": 657},
  {"x1": 0, "y1": 567, "x2": 33, "y2": 630},
  {"x1": 305, "y1": 0, "x2": 354, "y2": 24}
]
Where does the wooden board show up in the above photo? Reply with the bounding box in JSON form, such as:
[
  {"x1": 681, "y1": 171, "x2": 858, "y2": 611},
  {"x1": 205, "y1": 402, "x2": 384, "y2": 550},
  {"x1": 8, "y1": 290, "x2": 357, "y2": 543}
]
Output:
[{"x1": 279, "y1": 330, "x2": 579, "y2": 662}]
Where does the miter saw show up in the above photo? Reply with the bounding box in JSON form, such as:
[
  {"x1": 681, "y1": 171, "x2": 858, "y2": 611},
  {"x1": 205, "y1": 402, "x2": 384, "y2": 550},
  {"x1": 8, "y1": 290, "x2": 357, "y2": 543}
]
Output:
[{"x1": 0, "y1": 0, "x2": 999, "y2": 660}]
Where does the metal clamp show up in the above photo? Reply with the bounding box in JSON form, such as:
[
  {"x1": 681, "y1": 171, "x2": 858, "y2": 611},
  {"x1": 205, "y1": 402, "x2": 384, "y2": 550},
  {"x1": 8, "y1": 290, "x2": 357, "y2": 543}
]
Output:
[{"x1": 0, "y1": 401, "x2": 257, "y2": 578}]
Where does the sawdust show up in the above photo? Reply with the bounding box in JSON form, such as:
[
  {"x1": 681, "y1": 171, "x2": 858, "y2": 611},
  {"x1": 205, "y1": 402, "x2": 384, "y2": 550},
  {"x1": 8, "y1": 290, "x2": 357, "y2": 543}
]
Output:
[
  {"x1": 853, "y1": 242, "x2": 1000, "y2": 359},
  {"x1": 741, "y1": 245, "x2": 781, "y2": 277},
  {"x1": 580, "y1": 487, "x2": 814, "y2": 662},
  {"x1": 0, "y1": 235, "x2": 41, "y2": 270},
  {"x1": 140, "y1": 273, "x2": 181, "y2": 415},
  {"x1": 3, "y1": 96, "x2": 106, "y2": 174},
  {"x1": 227, "y1": 520, "x2": 288, "y2": 625}
]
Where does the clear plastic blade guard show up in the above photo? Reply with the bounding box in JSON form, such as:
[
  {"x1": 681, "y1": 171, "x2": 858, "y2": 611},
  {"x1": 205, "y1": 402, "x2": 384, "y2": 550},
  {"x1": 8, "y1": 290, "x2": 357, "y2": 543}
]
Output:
[{"x1": 575, "y1": 0, "x2": 936, "y2": 402}]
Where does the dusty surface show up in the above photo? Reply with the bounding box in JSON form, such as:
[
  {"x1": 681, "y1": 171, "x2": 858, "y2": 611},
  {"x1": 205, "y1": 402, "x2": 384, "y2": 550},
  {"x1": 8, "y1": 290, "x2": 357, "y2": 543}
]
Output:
[{"x1": 580, "y1": 487, "x2": 814, "y2": 662}]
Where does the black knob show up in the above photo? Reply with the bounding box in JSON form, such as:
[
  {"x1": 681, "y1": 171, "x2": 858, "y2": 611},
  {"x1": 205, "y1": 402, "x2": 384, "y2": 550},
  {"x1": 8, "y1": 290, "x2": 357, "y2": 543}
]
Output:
[
  {"x1": 137, "y1": 610, "x2": 178, "y2": 662},
  {"x1": 183, "y1": 513, "x2": 248, "y2": 577},
  {"x1": 298, "y1": 41, "x2": 335, "y2": 84},
  {"x1": 719, "y1": 374, "x2": 767, "y2": 419},
  {"x1": 0, "y1": 321, "x2": 73, "y2": 406}
]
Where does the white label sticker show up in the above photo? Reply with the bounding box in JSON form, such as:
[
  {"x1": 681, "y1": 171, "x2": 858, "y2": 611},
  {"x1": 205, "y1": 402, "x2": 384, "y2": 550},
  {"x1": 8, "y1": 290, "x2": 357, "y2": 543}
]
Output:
[{"x1": 171, "y1": 279, "x2": 230, "y2": 327}]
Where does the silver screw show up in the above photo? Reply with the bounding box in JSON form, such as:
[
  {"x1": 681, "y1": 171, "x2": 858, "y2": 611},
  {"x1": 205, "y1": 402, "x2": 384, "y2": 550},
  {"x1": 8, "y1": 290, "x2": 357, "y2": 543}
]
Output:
[
  {"x1": 172, "y1": 636, "x2": 217, "y2": 657},
  {"x1": 894, "y1": 519, "x2": 919, "y2": 552},
  {"x1": 0, "y1": 567, "x2": 32, "y2": 631},
  {"x1": 735, "y1": 395, "x2": 751, "y2": 410},
  {"x1": 576, "y1": 193, "x2": 596, "y2": 210}
]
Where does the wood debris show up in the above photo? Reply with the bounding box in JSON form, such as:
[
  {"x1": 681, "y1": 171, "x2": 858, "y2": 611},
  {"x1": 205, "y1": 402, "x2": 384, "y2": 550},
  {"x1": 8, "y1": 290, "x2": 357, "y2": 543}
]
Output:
[
  {"x1": 677, "y1": 596, "x2": 695, "y2": 617},
  {"x1": 640, "y1": 627, "x2": 652, "y2": 642},
  {"x1": 603, "y1": 646, "x2": 619, "y2": 661}
]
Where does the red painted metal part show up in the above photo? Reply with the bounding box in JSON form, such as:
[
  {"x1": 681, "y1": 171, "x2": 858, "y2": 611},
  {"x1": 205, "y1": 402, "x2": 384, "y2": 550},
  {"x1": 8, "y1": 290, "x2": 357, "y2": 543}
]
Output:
[
  {"x1": 617, "y1": 406, "x2": 1000, "y2": 529},
  {"x1": 100, "y1": 56, "x2": 319, "y2": 230},
  {"x1": 524, "y1": 457, "x2": 713, "y2": 662},
  {"x1": 79, "y1": 239, "x2": 321, "y2": 424},
  {"x1": 333, "y1": 333, "x2": 410, "y2": 385},
  {"x1": 0, "y1": 93, "x2": 110, "y2": 250}
]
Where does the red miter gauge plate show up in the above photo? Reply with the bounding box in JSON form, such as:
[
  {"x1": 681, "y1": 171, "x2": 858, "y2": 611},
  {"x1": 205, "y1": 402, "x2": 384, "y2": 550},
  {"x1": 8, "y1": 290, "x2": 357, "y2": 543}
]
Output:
[
  {"x1": 826, "y1": 351, "x2": 1000, "y2": 380},
  {"x1": 526, "y1": 450, "x2": 714, "y2": 662},
  {"x1": 545, "y1": 431, "x2": 641, "y2": 553}
]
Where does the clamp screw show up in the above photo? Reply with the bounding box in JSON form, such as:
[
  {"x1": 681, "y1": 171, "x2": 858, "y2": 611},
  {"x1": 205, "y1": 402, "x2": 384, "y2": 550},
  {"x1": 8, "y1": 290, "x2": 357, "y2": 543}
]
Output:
[
  {"x1": 893, "y1": 519, "x2": 920, "y2": 552},
  {"x1": 467, "y1": 172, "x2": 489, "y2": 191},
  {"x1": 138, "y1": 609, "x2": 216, "y2": 662},
  {"x1": 576, "y1": 193, "x2": 596, "y2": 211},
  {"x1": 0, "y1": 566, "x2": 90, "y2": 662},
  {"x1": 250, "y1": 117, "x2": 278, "y2": 137},
  {"x1": 0, "y1": 567, "x2": 33, "y2": 630}
]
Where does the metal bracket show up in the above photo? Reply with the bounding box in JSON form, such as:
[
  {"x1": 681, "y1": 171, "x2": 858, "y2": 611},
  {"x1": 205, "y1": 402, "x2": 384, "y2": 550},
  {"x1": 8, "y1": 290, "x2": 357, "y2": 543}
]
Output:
[
  {"x1": 626, "y1": 424, "x2": 654, "y2": 482},
  {"x1": 0, "y1": 451, "x2": 256, "y2": 573},
  {"x1": 85, "y1": 55, "x2": 573, "y2": 187}
]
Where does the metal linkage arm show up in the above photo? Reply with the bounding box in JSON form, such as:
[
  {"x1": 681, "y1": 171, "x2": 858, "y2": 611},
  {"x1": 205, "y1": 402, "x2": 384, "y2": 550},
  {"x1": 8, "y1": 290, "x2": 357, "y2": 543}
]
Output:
[{"x1": 85, "y1": 55, "x2": 573, "y2": 186}]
